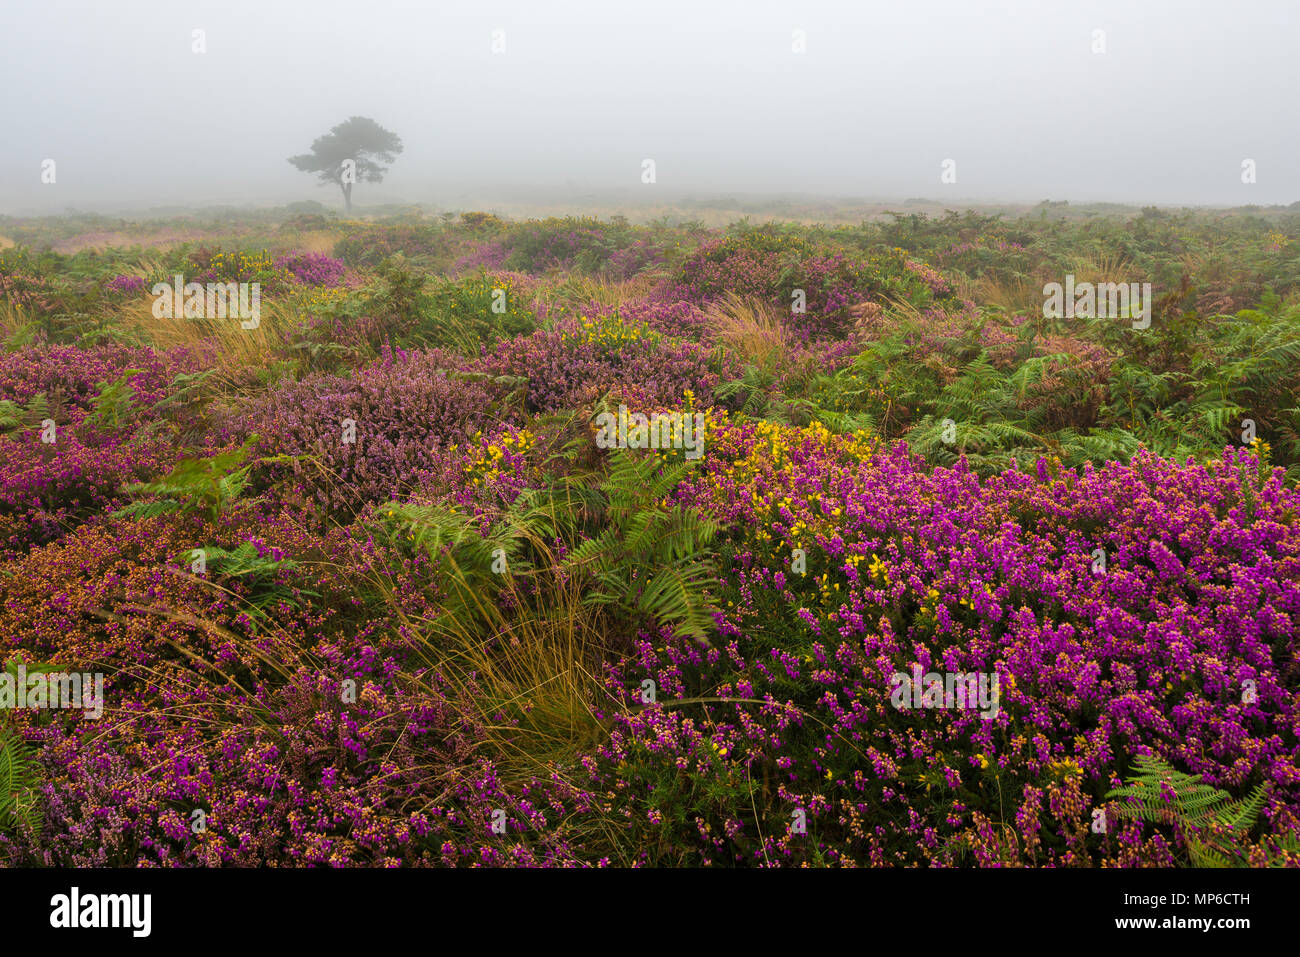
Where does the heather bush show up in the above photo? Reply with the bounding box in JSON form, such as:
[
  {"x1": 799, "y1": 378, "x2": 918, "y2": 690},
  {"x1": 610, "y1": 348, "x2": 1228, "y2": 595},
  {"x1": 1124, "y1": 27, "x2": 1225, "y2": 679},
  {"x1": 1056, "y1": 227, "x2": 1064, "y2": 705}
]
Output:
[
  {"x1": 474, "y1": 314, "x2": 735, "y2": 414},
  {"x1": 0, "y1": 510, "x2": 590, "y2": 866},
  {"x1": 615, "y1": 297, "x2": 710, "y2": 340},
  {"x1": 104, "y1": 274, "x2": 147, "y2": 295},
  {"x1": 0, "y1": 344, "x2": 203, "y2": 555},
  {"x1": 671, "y1": 231, "x2": 954, "y2": 341},
  {"x1": 603, "y1": 240, "x2": 666, "y2": 280},
  {"x1": 503, "y1": 216, "x2": 635, "y2": 274},
  {"x1": 0, "y1": 343, "x2": 197, "y2": 413},
  {"x1": 570, "y1": 419, "x2": 1300, "y2": 865},
  {"x1": 277, "y1": 252, "x2": 347, "y2": 286},
  {"x1": 0, "y1": 427, "x2": 176, "y2": 557},
  {"x1": 451, "y1": 240, "x2": 508, "y2": 275},
  {"x1": 232, "y1": 348, "x2": 518, "y2": 514}
]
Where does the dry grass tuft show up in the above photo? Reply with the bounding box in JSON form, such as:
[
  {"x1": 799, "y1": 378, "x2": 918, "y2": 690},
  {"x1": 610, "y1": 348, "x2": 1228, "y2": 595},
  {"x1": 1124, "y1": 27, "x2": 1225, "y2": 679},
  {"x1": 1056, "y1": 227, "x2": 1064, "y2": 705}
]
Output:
[
  {"x1": 705, "y1": 293, "x2": 792, "y2": 374},
  {"x1": 951, "y1": 274, "x2": 1041, "y2": 315},
  {"x1": 532, "y1": 273, "x2": 658, "y2": 316}
]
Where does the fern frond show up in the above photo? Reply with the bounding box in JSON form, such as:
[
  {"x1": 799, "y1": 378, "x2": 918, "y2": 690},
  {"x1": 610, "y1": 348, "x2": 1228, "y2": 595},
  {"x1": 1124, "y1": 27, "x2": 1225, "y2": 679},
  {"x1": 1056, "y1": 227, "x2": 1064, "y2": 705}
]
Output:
[{"x1": 0, "y1": 728, "x2": 42, "y2": 840}]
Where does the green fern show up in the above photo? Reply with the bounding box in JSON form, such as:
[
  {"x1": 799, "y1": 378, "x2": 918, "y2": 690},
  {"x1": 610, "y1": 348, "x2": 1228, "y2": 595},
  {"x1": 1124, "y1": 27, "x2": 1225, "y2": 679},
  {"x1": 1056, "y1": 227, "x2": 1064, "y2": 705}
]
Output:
[
  {"x1": 1061, "y1": 427, "x2": 1142, "y2": 468},
  {"x1": 1104, "y1": 754, "x2": 1275, "y2": 867},
  {"x1": 0, "y1": 393, "x2": 50, "y2": 436},
  {"x1": 1007, "y1": 353, "x2": 1077, "y2": 400},
  {"x1": 0, "y1": 727, "x2": 42, "y2": 840},
  {"x1": 714, "y1": 365, "x2": 778, "y2": 418},
  {"x1": 562, "y1": 452, "x2": 719, "y2": 643},
  {"x1": 155, "y1": 369, "x2": 216, "y2": 412},
  {"x1": 82, "y1": 368, "x2": 141, "y2": 432},
  {"x1": 115, "y1": 436, "x2": 264, "y2": 521},
  {"x1": 194, "y1": 542, "x2": 317, "y2": 630},
  {"x1": 379, "y1": 488, "x2": 571, "y2": 636}
]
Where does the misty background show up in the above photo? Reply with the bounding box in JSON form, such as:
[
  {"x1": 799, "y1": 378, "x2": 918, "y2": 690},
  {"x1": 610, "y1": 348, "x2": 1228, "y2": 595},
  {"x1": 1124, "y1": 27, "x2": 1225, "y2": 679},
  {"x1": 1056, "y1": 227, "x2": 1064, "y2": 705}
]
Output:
[{"x1": 1, "y1": 0, "x2": 1296, "y2": 215}]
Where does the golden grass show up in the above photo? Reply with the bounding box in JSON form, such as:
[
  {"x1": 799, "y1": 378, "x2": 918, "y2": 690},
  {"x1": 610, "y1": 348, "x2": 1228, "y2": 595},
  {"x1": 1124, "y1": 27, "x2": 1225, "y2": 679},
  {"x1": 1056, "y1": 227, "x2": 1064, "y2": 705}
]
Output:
[
  {"x1": 705, "y1": 293, "x2": 792, "y2": 373},
  {"x1": 117, "y1": 294, "x2": 306, "y2": 398},
  {"x1": 531, "y1": 273, "x2": 658, "y2": 316},
  {"x1": 1067, "y1": 249, "x2": 1135, "y2": 287},
  {"x1": 951, "y1": 273, "x2": 1042, "y2": 315},
  {"x1": 949, "y1": 247, "x2": 1140, "y2": 320},
  {"x1": 360, "y1": 530, "x2": 620, "y2": 789},
  {"x1": 279, "y1": 230, "x2": 338, "y2": 255},
  {"x1": 873, "y1": 294, "x2": 928, "y2": 326},
  {"x1": 443, "y1": 586, "x2": 613, "y2": 777},
  {"x1": 132, "y1": 520, "x2": 630, "y2": 863},
  {"x1": 0, "y1": 301, "x2": 34, "y2": 343}
]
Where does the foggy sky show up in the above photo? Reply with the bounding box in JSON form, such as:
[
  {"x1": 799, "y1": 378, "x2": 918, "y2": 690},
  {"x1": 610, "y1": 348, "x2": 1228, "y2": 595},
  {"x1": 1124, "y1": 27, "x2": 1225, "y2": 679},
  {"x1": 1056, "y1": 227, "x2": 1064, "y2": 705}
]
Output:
[{"x1": 1, "y1": 0, "x2": 1296, "y2": 214}]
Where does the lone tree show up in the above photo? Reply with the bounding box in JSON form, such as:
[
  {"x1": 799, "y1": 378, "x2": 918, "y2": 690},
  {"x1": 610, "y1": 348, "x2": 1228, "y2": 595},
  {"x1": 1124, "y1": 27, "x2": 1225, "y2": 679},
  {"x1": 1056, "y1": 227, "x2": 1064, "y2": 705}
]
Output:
[{"x1": 288, "y1": 116, "x2": 403, "y2": 213}]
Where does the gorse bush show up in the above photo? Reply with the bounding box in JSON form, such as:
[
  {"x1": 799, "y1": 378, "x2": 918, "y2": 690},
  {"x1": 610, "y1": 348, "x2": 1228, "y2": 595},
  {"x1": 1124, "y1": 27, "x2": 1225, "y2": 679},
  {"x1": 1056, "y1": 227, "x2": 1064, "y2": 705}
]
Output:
[{"x1": 188, "y1": 248, "x2": 294, "y2": 294}]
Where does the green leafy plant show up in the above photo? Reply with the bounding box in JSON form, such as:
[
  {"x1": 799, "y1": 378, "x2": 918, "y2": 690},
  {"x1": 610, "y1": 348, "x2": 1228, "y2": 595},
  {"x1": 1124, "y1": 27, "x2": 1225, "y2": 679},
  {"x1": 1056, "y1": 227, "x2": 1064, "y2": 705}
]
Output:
[
  {"x1": 0, "y1": 393, "x2": 50, "y2": 436},
  {"x1": 1104, "y1": 754, "x2": 1290, "y2": 867},
  {"x1": 381, "y1": 441, "x2": 719, "y2": 644},
  {"x1": 193, "y1": 542, "x2": 318, "y2": 631},
  {"x1": 378, "y1": 489, "x2": 570, "y2": 637},
  {"x1": 82, "y1": 368, "x2": 141, "y2": 431},
  {"x1": 563, "y1": 451, "x2": 719, "y2": 643},
  {"x1": 0, "y1": 727, "x2": 42, "y2": 840},
  {"x1": 714, "y1": 364, "x2": 778, "y2": 418},
  {"x1": 115, "y1": 436, "x2": 264, "y2": 521},
  {"x1": 155, "y1": 369, "x2": 216, "y2": 412},
  {"x1": 423, "y1": 275, "x2": 538, "y2": 354}
]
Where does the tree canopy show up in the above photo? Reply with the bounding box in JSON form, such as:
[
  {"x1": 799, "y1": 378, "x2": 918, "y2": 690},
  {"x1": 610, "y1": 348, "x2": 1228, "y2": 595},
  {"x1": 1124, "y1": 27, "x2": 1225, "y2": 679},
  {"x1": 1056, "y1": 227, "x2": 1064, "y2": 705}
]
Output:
[{"x1": 288, "y1": 116, "x2": 403, "y2": 212}]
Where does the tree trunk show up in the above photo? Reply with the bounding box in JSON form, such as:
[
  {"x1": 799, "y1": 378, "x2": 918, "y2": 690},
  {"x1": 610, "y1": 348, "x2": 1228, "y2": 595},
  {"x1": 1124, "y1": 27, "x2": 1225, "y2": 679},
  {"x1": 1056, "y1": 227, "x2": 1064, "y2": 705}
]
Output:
[{"x1": 341, "y1": 181, "x2": 352, "y2": 213}]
